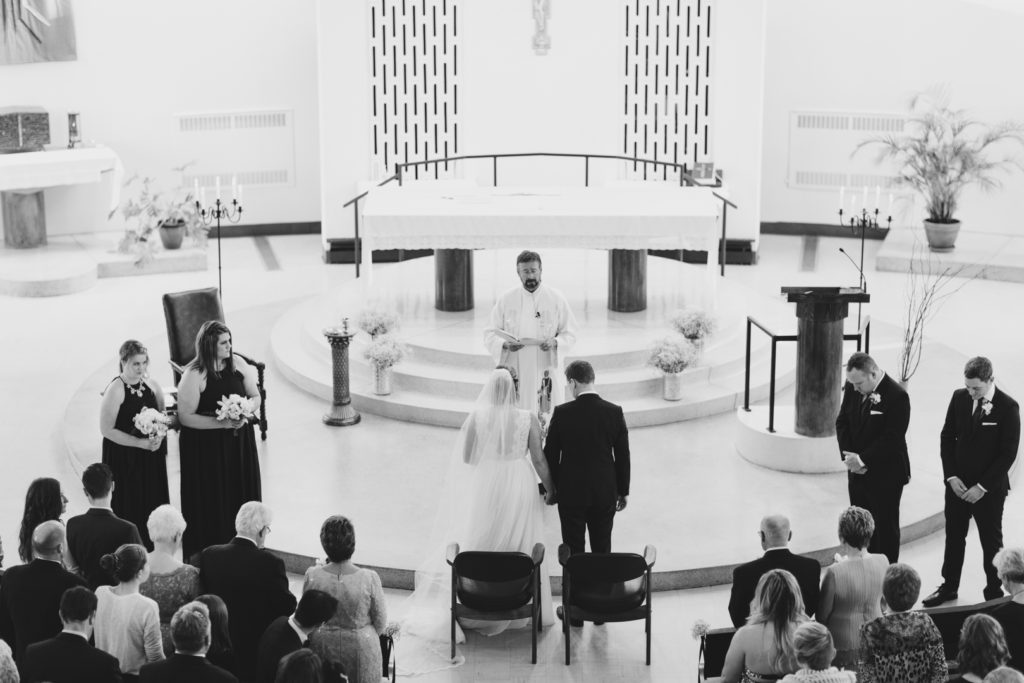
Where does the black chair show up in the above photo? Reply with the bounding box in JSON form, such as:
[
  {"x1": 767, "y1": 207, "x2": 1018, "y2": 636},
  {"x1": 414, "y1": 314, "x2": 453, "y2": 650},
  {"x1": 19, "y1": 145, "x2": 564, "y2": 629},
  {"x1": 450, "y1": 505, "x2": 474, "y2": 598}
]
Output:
[
  {"x1": 161, "y1": 287, "x2": 268, "y2": 439},
  {"x1": 558, "y1": 543, "x2": 656, "y2": 665},
  {"x1": 920, "y1": 595, "x2": 1008, "y2": 662},
  {"x1": 447, "y1": 542, "x2": 545, "y2": 664},
  {"x1": 697, "y1": 626, "x2": 736, "y2": 680}
]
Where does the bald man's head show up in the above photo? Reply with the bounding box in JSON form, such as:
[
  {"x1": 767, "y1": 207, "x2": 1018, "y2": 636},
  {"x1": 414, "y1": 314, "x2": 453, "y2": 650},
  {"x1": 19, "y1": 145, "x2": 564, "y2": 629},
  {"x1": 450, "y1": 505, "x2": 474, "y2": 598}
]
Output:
[
  {"x1": 759, "y1": 515, "x2": 792, "y2": 550},
  {"x1": 32, "y1": 520, "x2": 65, "y2": 559}
]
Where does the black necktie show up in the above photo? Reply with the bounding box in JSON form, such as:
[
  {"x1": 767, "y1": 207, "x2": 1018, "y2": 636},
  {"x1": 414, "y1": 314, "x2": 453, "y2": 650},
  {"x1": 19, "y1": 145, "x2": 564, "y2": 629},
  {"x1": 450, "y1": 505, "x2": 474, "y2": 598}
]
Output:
[{"x1": 973, "y1": 399, "x2": 986, "y2": 428}]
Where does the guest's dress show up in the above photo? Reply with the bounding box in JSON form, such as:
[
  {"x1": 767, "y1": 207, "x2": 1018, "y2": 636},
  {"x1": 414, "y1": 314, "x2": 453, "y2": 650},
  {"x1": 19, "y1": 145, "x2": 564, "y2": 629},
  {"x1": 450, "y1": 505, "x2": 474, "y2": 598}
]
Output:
[
  {"x1": 780, "y1": 669, "x2": 857, "y2": 683},
  {"x1": 94, "y1": 585, "x2": 165, "y2": 676},
  {"x1": 102, "y1": 377, "x2": 170, "y2": 549},
  {"x1": 304, "y1": 565, "x2": 386, "y2": 683},
  {"x1": 139, "y1": 563, "x2": 202, "y2": 655},
  {"x1": 179, "y1": 368, "x2": 262, "y2": 558},
  {"x1": 857, "y1": 610, "x2": 947, "y2": 683},
  {"x1": 992, "y1": 600, "x2": 1024, "y2": 671},
  {"x1": 817, "y1": 553, "x2": 888, "y2": 669}
]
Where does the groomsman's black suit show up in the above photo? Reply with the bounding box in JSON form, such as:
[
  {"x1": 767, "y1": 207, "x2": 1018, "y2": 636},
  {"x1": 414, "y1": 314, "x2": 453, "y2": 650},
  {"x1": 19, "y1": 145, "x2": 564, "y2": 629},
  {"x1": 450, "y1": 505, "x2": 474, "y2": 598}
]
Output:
[
  {"x1": 939, "y1": 386, "x2": 1021, "y2": 594},
  {"x1": 139, "y1": 653, "x2": 238, "y2": 683},
  {"x1": 66, "y1": 507, "x2": 143, "y2": 589},
  {"x1": 0, "y1": 558, "x2": 87, "y2": 661},
  {"x1": 198, "y1": 537, "x2": 297, "y2": 683},
  {"x1": 543, "y1": 392, "x2": 630, "y2": 554},
  {"x1": 20, "y1": 631, "x2": 123, "y2": 683},
  {"x1": 835, "y1": 373, "x2": 911, "y2": 563},
  {"x1": 255, "y1": 616, "x2": 303, "y2": 683},
  {"x1": 728, "y1": 549, "x2": 821, "y2": 627}
]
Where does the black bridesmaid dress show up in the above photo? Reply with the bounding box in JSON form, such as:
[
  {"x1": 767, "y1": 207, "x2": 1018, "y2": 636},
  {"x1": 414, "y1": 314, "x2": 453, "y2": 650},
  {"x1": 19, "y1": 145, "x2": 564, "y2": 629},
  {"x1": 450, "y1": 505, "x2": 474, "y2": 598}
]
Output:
[
  {"x1": 101, "y1": 378, "x2": 170, "y2": 549},
  {"x1": 179, "y1": 368, "x2": 262, "y2": 558}
]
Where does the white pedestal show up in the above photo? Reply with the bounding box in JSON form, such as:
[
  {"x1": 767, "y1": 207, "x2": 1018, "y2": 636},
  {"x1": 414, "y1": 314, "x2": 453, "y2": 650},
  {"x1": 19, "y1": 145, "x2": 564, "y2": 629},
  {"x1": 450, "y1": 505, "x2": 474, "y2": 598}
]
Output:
[{"x1": 735, "y1": 405, "x2": 847, "y2": 474}]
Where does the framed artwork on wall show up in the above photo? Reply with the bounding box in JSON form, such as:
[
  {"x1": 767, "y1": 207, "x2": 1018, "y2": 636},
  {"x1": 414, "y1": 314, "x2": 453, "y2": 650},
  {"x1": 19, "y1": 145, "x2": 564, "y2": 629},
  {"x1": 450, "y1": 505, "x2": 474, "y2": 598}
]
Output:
[{"x1": 1, "y1": 0, "x2": 77, "y2": 65}]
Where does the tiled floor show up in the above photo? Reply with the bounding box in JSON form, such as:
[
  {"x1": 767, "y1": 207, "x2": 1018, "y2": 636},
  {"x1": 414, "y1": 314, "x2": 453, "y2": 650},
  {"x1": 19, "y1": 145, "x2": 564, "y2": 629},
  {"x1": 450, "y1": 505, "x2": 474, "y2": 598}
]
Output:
[{"x1": 2, "y1": 230, "x2": 1022, "y2": 681}]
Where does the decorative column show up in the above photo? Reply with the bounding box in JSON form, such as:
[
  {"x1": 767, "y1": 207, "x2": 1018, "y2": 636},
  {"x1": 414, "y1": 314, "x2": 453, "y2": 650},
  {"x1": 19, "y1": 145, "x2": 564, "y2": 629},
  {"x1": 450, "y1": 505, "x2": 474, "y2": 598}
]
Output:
[
  {"x1": 323, "y1": 319, "x2": 361, "y2": 426},
  {"x1": 608, "y1": 249, "x2": 647, "y2": 312},
  {"x1": 435, "y1": 248, "x2": 474, "y2": 312}
]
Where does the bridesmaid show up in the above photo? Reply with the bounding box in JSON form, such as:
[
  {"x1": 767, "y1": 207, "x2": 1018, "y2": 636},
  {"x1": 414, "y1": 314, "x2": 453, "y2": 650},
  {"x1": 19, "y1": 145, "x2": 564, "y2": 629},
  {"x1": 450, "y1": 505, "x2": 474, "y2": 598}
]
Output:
[
  {"x1": 177, "y1": 320, "x2": 262, "y2": 559},
  {"x1": 100, "y1": 340, "x2": 170, "y2": 549}
]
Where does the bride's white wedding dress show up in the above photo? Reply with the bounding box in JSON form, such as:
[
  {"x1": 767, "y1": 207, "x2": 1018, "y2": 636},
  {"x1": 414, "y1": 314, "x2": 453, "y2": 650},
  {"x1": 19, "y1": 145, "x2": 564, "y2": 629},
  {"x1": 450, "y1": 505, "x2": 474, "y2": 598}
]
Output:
[{"x1": 397, "y1": 370, "x2": 555, "y2": 674}]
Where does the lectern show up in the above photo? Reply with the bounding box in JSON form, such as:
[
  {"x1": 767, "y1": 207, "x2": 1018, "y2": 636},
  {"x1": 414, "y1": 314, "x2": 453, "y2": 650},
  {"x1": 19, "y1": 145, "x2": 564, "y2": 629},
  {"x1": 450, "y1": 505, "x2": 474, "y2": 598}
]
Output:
[{"x1": 782, "y1": 286, "x2": 870, "y2": 437}]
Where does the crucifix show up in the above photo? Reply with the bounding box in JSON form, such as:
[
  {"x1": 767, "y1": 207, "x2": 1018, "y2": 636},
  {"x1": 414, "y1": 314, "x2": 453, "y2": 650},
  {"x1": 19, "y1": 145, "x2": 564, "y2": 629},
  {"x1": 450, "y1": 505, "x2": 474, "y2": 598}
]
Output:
[{"x1": 532, "y1": 0, "x2": 551, "y2": 55}]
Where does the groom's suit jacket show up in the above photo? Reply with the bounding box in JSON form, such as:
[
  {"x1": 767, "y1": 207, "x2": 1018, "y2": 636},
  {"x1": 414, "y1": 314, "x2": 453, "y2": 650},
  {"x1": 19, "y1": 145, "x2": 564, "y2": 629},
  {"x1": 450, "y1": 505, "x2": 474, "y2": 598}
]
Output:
[
  {"x1": 940, "y1": 386, "x2": 1020, "y2": 494},
  {"x1": 543, "y1": 392, "x2": 630, "y2": 507},
  {"x1": 835, "y1": 373, "x2": 911, "y2": 487}
]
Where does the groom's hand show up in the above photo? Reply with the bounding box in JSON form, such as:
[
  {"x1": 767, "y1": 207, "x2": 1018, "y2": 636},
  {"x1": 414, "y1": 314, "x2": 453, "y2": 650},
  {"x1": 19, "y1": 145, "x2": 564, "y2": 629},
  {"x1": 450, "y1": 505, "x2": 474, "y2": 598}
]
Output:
[
  {"x1": 616, "y1": 495, "x2": 628, "y2": 512},
  {"x1": 544, "y1": 490, "x2": 557, "y2": 505},
  {"x1": 503, "y1": 341, "x2": 525, "y2": 352}
]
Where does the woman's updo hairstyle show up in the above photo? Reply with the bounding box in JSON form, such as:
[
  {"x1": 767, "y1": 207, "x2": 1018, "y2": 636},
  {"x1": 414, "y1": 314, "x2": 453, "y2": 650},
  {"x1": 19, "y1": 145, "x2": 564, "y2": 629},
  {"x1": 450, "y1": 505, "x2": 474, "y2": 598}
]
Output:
[
  {"x1": 118, "y1": 340, "x2": 148, "y2": 371},
  {"x1": 99, "y1": 543, "x2": 148, "y2": 583}
]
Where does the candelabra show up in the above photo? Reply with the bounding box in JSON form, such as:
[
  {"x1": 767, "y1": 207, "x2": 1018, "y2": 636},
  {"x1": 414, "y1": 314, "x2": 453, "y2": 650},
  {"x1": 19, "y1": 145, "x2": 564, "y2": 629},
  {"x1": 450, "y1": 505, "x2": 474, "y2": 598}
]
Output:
[
  {"x1": 195, "y1": 190, "x2": 243, "y2": 298},
  {"x1": 838, "y1": 205, "x2": 890, "y2": 329}
]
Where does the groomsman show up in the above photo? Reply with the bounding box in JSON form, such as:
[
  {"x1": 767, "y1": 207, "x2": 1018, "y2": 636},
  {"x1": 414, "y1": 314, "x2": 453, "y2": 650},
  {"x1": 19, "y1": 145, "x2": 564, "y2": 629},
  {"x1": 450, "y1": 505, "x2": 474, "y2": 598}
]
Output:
[
  {"x1": 923, "y1": 357, "x2": 1020, "y2": 607},
  {"x1": 835, "y1": 352, "x2": 911, "y2": 563}
]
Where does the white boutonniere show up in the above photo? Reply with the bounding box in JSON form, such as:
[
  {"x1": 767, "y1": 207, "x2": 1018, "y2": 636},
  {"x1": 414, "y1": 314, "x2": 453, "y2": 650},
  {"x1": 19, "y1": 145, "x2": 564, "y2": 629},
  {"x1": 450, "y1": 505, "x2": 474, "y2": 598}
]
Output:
[
  {"x1": 981, "y1": 400, "x2": 993, "y2": 416},
  {"x1": 869, "y1": 393, "x2": 881, "y2": 405}
]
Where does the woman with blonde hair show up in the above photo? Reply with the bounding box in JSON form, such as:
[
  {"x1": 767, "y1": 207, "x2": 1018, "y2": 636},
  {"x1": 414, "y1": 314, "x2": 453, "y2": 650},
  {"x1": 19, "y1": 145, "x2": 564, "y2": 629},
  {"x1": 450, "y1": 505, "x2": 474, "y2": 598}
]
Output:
[
  {"x1": 780, "y1": 622, "x2": 856, "y2": 683},
  {"x1": 714, "y1": 569, "x2": 807, "y2": 683}
]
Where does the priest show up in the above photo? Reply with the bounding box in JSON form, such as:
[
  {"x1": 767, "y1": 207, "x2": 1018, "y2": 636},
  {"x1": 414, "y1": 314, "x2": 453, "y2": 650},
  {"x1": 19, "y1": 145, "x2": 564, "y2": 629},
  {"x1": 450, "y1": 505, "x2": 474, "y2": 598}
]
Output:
[{"x1": 484, "y1": 250, "x2": 578, "y2": 416}]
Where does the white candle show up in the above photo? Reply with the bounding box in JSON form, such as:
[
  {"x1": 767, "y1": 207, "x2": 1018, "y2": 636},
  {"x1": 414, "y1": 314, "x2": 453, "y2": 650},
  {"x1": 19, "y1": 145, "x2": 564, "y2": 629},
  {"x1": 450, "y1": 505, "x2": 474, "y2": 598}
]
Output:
[
  {"x1": 874, "y1": 185, "x2": 881, "y2": 210},
  {"x1": 215, "y1": 176, "x2": 222, "y2": 200},
  {"x1": 237, "y1": 184, "x2": 244, "y2": 205},
  {"x1": 193, "y1": 179, "x2": 200, "y2": 202},
  {"x1": 839, "y1": 186, "x2": 845, "y2": 210},
  {"x1": 231, "y1": 175, "x2": 238, "y2": 200},
  {"x1": 887, "y1": 193, "x2": 894, "y2": 216}
]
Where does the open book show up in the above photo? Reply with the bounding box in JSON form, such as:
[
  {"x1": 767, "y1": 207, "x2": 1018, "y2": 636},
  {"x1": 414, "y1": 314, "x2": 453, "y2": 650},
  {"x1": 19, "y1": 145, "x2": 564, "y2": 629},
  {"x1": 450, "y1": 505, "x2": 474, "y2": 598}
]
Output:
[{"x1": 491, "y1": 328, "x2": 544, "y2": 345}]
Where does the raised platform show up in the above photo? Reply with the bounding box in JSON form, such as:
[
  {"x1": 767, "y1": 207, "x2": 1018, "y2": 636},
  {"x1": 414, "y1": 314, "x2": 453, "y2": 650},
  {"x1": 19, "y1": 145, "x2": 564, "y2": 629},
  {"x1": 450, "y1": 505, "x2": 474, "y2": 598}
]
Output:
[
  {"x1": 272, "y1": 249, "x2": 797, "y2": 428},
  {"x1": 876, "y1": 225, "x2": 1024, "y2": 283}
]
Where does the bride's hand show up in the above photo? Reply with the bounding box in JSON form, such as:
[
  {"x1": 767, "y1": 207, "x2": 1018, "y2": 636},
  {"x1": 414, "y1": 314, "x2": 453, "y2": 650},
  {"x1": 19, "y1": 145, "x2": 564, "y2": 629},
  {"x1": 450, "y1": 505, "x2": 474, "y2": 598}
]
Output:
[{"x1": 544, "y1": 489, "x2": 557, "y2": 505}]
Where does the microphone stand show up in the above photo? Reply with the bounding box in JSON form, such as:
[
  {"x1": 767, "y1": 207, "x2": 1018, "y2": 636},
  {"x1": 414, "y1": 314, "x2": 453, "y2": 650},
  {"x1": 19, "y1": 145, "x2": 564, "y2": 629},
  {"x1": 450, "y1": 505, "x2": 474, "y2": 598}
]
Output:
[{"x1": 837, "y1": 206, "x2": 890, "y2": 330}]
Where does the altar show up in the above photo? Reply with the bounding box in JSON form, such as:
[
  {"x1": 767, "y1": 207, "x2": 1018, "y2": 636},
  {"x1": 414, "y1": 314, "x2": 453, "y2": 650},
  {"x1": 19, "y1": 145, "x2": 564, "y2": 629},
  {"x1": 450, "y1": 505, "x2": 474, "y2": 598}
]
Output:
[{"x1": 360, "y1": 183, "x2": 722, "y2": 312}]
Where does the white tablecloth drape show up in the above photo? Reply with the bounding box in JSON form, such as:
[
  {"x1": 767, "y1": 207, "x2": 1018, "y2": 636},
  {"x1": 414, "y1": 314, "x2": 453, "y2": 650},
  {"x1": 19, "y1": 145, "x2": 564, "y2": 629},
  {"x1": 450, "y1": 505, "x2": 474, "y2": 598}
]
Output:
[{"x1": 0, "y1": 146, "x2": 124, "y2": 211}]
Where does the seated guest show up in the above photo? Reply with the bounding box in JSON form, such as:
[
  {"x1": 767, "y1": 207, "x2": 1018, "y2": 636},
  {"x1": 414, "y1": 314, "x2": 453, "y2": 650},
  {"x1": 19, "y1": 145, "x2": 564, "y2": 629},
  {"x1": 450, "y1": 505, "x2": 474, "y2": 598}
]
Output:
[
  {"x1": 817, "y1": 506, "x2": 888, "y2": 669},
  {"x1": 857, "y1": 563, "x2": 946, "y2": 683},
  {"x1": 199, "y1": 502, "x2": 297, "y2": 683},
  {"x1": 257, "y1": 590, "x2": 339, "y2": 683},
  {"x1": 275, "y1": 649, "x2": 325, "y2": 683},
  {"x1": 304, "y1": 516, "x2": 386, "y2": 683},
  {"x1": 139, "y1": 601, "x2": 237, "y2": 683},
  {"x1": 0, "y1": 640, "x2": 15, "y2": 683},
  {"x1": 985, "y1": 669, "x2": 1024, "y2": 683},
  {"x1": 779, "y1": 622, "x2": 855, "y2": 683},
  {"x1": 991, "y1": 547, "x2": 1024, "y2": 670},
  {"x1": 20, "y1": 586, "x2": 122, "y2": 683},
  {"x1": 729, "y1": 515, "x2": 821, "y2": 627},
  {"x1": 0, "y1": 521, "x2": 86, "y2": 661},
  {"x1": 713, "y1": 569, "x2": 806, "y2": 683},
  {"x1": 67, "y1": 463, "x2": 143, "y2": 589},
  {"x1": 95, "y1": 543, "x2": 165, "y2": 676},
  {"x1": 194, "y1": 595, "x2": 235, "y2": 676},
  {"x1": 948, "y1": 614, "x2": 1010, "y2": 683},
  {"x1": 17, "y1": 477, "x2": 67, "y2": 563},
  {"x1": 139, "y1": 505, "x2": 201, "y2": 654}
]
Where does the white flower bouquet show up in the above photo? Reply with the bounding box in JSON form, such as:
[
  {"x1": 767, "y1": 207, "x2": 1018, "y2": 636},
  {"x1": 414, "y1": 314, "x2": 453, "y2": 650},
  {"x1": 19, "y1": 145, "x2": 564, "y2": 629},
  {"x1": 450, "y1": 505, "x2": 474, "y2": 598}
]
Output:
[
  {"x1": 363, "y1": 335, "x2": 408, "y2": 369},
  {"x1": 647, "y1": 334, "x2": 697, "y2": 374},
  {"x1": 357, "y1": 306, "x2": 400, "y2": 338},
  {"x1": 133, "y1": 407, "x2": 171, "y2": 439},
  {"x1": 215, "y1": 394, "x2": 256, "y2": 422},
  {"x1": 691, "y1": 619, "x2": 710, "y2": 640},
  {"x1": 670, "y1": 308, "x2": 716, "y2": 340}
]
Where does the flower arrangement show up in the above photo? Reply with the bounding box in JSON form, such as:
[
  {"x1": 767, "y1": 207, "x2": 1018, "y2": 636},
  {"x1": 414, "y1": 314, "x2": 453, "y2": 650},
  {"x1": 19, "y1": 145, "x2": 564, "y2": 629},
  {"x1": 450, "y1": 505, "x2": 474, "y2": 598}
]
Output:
[
  {"x1": 691, "y1": 619, "x2": 710, "y2": 641},
  {"x1": 215, "y1": 394, "x2": 256, "y2": 422},
  {"x1": 647, "y1": 334, "x2": 697, "y2": 374},
  {"x1": 670, "y1": 308, "x2": 716, "y2": 341},
  {"x1": 133, "y1": 407, "x2": 171, "y2": 439},
  {"x1": 357, "y1": 306, "x2": 400, "y2": 338},
  {"x1": 981, "y1": 399, "x2": 992, "y2": 416},
  {"x1": 363, "y1": 335, "x2": 407, "y2": 369}
]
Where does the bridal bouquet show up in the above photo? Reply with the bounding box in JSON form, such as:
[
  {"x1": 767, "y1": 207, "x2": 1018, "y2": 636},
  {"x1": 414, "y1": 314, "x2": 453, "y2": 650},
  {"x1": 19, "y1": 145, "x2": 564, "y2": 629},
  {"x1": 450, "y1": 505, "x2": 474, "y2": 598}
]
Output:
[
  {"x1": 215, "y1": 394, "x2": 256, "y2": 422},
  {"x1": 670, "y1": 307, "x2": 716, "y2": 341},
  {"x1": 133, "y1": 407, "x2": 171, "y2": 439},
  {"x1": 357, "y1": 305, "x2": 400, "y2": 338}
]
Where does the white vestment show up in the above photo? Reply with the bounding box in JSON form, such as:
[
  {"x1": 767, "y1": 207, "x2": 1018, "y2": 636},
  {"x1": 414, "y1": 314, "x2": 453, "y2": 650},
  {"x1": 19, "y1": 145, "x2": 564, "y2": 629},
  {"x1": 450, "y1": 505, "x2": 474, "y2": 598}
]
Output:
[{"x1": 484, "y1": 284, "x2": 578, "y2": 413}]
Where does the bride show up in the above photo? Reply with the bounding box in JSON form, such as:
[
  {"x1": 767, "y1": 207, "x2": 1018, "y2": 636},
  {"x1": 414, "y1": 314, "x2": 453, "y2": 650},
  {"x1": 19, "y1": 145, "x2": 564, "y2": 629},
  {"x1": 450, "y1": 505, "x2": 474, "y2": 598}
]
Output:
[{"x1": 398, "y1": 367, "x2": 557, "y2": 672}]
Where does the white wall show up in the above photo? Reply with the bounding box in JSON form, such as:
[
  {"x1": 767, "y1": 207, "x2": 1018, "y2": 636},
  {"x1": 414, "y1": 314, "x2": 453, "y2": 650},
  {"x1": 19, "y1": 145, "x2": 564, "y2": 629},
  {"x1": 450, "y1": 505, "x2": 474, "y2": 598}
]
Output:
[
  {"x1": 0, "y1": 0, "x2": 320, "y2": 237},
  {"x1": 762, "y1": 0, "x2": 1024, "y2": 232}
]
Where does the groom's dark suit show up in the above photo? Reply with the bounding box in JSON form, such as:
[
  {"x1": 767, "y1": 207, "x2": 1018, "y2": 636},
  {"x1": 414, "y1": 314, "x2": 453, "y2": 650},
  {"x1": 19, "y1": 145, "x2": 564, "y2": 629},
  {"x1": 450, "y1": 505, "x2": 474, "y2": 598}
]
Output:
[
  {"x1": 543, "y1": 392, "x2": 630, "y2": 554},
  {"x1": 835, "y1": 373, "x2": 911, "y2": 563},
  {"x1": 939, "y1": 386, "x2": 1020, "y2": 594}
]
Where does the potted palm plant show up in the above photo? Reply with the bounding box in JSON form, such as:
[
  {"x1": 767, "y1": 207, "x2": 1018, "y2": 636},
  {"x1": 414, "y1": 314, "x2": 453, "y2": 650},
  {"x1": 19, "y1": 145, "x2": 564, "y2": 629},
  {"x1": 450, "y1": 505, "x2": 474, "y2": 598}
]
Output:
[{"x1": 857, "y1": 90, "x2": 1024, "y2": 252}]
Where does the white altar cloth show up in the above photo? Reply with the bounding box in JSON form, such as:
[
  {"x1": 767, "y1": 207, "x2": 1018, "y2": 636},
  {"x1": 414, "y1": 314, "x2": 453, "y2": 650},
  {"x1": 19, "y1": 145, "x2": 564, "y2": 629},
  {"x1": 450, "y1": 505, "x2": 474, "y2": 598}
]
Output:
[{"x1": 0, "y1": 146, "x2": 123, "y2": 211}]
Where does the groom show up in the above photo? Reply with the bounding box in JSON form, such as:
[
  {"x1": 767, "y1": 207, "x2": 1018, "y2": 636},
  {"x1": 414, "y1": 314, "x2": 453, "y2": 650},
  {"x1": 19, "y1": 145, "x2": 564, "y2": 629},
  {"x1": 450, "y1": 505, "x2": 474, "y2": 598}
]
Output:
[{"x1": 543, "y1": 360, "x2": 630, "y2": 557}]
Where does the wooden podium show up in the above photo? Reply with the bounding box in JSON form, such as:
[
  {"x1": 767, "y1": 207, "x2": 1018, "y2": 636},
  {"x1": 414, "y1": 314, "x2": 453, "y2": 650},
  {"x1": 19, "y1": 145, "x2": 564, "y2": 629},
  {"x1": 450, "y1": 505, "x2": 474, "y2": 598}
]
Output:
[{"x1": 782, "y1": 286, "x2": 870, "y2": 438}]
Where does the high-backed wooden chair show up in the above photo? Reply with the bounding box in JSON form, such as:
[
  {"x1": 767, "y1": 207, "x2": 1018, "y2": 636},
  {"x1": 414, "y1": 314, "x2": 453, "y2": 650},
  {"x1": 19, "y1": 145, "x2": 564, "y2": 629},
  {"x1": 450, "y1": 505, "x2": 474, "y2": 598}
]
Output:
[
  {"x1": 161, "y1": 287, "x2": 268, "y2": 439},
  {"x1": 558, "y1": 544, "x2": 656, "y2": 665},
  {"x1": 447, "y1": 542, "x2": 545, "y2": 664}
]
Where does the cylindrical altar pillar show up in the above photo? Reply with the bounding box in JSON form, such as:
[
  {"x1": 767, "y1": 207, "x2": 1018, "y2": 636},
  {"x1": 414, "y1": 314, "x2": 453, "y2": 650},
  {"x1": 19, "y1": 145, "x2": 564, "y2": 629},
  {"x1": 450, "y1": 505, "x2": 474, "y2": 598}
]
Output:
[
  {"x1": 608, "y1": 249, "x2": 647, "y2": 312},
  {"x1": 323, "y1": 322, "x2": 361, "y2": 427},
  {"x1": 435, "y1": 248, "x2": 474, "y2": 312},
  {"x1": 2, "y1": 190, "x2": 47, "y2": 248},
  {"x1": 793, "y1": 301, "x2": 847, "y2": 437}
]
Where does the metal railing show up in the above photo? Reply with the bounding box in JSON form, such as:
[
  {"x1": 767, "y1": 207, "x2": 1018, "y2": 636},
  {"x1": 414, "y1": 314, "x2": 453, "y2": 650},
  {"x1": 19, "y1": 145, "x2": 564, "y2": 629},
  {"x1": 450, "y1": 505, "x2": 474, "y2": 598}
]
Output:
[
  {"x1": 339, "y1": 152, "x2": 739, "y2": 277},
  {"x1": 743, "y1": 316, "x2": 871, "y2": 433}
]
